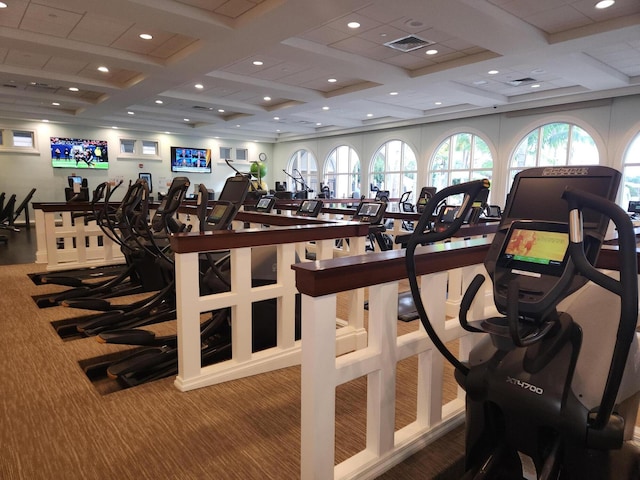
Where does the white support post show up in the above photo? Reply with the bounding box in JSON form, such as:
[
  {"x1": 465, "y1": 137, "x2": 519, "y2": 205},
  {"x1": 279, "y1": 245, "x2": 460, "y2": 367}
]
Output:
[
  {"x1": 231, "y1": 247, "x2": 253, "y2": 362},
  {"x1": 301, "y1": 293, "x2": 338, "y2": 480},
  {"x1": 34, "y1": 208, "x2": 48, "y2": 263},
  {"x1": 175, "y1": 251, "x2": 204, "y2": 385},
  {"x1": 365, "y1": 282, "x2": 399, "y2": 456},
  {"x1": 277, "y1": 242, "x2": 297, "y2": 349},
  {"x1": 419, "y1": 271, "x2": 448, "y2": 427}
]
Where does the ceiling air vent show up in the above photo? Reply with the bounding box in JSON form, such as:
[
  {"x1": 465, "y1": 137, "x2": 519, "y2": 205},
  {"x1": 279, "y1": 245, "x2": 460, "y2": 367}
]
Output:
[
  {"x1": 384, "y1": 35, "x2": 434, "y2": 52},
  {"x1": 192, "y1": 105, "x2": 211, "y2": 111},
  {"x1": 3, "y1": 84, "x2": 17, "y2": 88},
  {"x1": 506, "y1": 77, "x2": 537, "y2": 87}
]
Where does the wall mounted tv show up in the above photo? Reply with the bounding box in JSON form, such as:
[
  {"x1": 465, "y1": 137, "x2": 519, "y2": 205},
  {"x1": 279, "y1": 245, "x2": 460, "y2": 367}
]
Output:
[
  {"x1": 51, "y1": 137, "x2": 109, "y2": 169},
  {"x1": 171, "y1": 147, "x2": 212, "y2": 173}
]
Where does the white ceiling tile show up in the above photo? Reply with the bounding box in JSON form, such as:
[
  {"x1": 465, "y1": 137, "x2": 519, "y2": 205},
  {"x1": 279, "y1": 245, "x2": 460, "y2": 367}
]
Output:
[
  {"x1": 68, "y1": 13, "x2": 134, "y2": 47},
  {"x1": 20, "y1": 3, "x2": 83, "y2": 38}
]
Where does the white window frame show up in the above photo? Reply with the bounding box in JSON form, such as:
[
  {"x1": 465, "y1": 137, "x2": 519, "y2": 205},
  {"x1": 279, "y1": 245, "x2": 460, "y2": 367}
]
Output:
[
  {"x1": 0, "y1": 128, "x2": 39, "y2": 154},
  {"x1": 369, "y1": 140, "x2": 417, "y2": 200},
  {"x1": 236, "y1": 148, "x2": 248, "y2": 162},
  {"x1": 429, "y1": 132, "x2": 494, "y2": 194},
  {"x1": 620, "y1": 132, "x2": 640, "y2": 208},
  {"x1": 324, "y1": 145, "x2": 361, "y2": 199},
  {"x1": 220, "y1": 147, "x2": 232, "y2": 161},
  {"x1": 507, "y1": 122, "x2": 599, "y2": 190},
  {"x1": 287, "y1": 149, "x2": 318, "y2": 193},
  {"x1": 117, "y1": 138, "x2": 162, "y2": 160}
]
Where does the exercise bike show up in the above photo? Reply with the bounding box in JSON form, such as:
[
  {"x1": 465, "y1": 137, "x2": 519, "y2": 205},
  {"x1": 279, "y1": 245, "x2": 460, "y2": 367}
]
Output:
[{"x1": 399, "y1": 167, "x2": 640, "y2": 479}]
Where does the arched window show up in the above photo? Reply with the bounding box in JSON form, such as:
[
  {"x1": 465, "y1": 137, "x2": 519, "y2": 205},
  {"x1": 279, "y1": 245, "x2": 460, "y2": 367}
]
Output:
[
  {"x1": 429, "y1": 132, "x2": 493, "y2": 192},
  {"x1": 369, "y1": 140, "x2": 417, "y2": 200},
  {"x1": 324, "y1": 145, "x2": 360, "y2": 198},
  {"x1": 621, "y1": 132, "x2": 640, "y2": 207},
  {"x1": 509, "y1": 122, "x2": 599, "y2": 187},
  {"x1": 287, "y1": 149, "x2": 318, "y2": 193}
]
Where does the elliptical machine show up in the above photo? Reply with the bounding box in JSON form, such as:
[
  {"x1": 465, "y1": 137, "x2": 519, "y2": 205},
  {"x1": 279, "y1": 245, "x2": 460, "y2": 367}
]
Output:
[{"x1": 400, "y1": 166, "x2": 640, "y2": 479}]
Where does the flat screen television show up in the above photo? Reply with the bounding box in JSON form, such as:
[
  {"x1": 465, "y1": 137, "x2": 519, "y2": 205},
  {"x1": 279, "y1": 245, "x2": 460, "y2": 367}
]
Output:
[
  {"x1": 171, "y1": 147, "x2": 211, "y2": 173},
  {"x1": 51, "y1": 137, "x2": 109, "y2": 169}
]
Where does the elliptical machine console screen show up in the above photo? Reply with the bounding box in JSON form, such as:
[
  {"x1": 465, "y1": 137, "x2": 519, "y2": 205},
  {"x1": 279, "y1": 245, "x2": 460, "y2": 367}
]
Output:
[
  {"x1": 206, "y1": 201, "x2": 237, "y2": 230},
  {"x1": 256, "y1": 195, "x2": 276, "y2": 213},
  {"x1": 353, "y1": 200, "x2": 386, "y2": 224},
  {"x1": 296, "y1": 199, "x2": 323, "y2": 217},
  {"x1": 497, "y1": 221, "x2": 569, "y2": 277}
]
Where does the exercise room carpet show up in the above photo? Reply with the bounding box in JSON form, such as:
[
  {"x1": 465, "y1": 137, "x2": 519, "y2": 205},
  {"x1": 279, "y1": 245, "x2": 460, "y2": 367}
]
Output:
[{"x1": 0, "y1": 263, "x2": 464, "y2": 480}]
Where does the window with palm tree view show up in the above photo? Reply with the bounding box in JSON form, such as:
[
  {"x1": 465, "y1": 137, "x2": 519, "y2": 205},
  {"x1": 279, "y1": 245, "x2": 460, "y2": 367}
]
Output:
[
  {"x1": 622, "y1": 132, "x2": 640, "y2": 207},
  {"x1": 370, "y1": 140, "x2": 417, "y2": 201},
  {"x1": 509, "y1": 122, "x2": 599, "y2": 189},
  {"x1": 324, "y1": 145, "x2": 360, "y2": 199},
  {"x1": 430, "y1": 133, "x2": 494, "y2": 196}
]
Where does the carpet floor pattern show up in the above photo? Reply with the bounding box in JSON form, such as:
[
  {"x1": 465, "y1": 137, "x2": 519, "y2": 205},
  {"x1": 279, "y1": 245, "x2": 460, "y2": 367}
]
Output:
[{"x1": 0, "y1": 263, "x2": 464, "y2": 479}]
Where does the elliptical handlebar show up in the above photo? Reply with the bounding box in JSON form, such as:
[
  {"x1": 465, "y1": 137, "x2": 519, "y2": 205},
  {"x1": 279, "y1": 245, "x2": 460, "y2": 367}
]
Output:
[
  {"x1": 396, "y1": 179, "x2": 490, "y2": 246},
  {"x1": 402, "y1": 179, "x2": 491, "y2": 376},
  {"x1": 562, "y1": 187, "x2": 639, "y2": 432}
]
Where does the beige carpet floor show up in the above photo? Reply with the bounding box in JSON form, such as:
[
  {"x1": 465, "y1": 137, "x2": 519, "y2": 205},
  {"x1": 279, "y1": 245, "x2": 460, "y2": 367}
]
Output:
[{"x1": 0, "y1": 263, "x2": 463, "y2": 480}]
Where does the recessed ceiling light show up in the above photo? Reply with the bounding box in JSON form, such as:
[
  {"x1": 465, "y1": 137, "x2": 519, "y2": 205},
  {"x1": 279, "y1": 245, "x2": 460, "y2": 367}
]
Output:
[
  {"x1": 52, "y1": 102, "x2": 60, "y2": 106},
  {"x1": 322, "y1": 106, "x2": 329, "y2": 110},
  {"x1": 595, "y1": 0, "x2": 615, "y2": 9},
  {"x1": 316, "y1": 122, "x2": 322, "y2": 126},
  {"x1": 139, "y1": 33, "x2": 153, "y2": 40},
  {"x1": 236, "y1": 125, "x2": 240, "y2": 127},
  {"x1": 263, "y1": 96, "x2": 271, "y2": 101},
  {"x1": 42, "y1": 119, "x2": 49, "y2": 123},
  {"x1": 273, "y1": 116, "x2": 280, "y2": 120},
  {"x1": 366, "y1": 113, "x2": 373, "y2": 117},
  {"x1": 347, "y1": 21, "x2": 360, "y2": 29},
  {"x1": 155, "y1": 99, "x2": 163, "y2": 104},
  {"x1": 531, "y1": 84, "x2": 541, "y2": 88},
  {"x1": 183, "y1": 118, "x2": 190, "y2": 122},
  {"x1": 112, "y1": 126, "x2": 118, "y2": 129},
  {"x1": 127, "y1": 111, "x2": 135, "y2": 115},
  {"x1": 194, "y1": 83, "x2": 204, "y2": 89},
  {"x1": 389, "y1": 91, "x2": 398, "y2": 96},
  {"x1": 328, "y1": 78, "x2": 337, "y2": 83},
  {"x1": 97, "y1": 66, "x2": 109, "y2": 73},
  {"x1": 488, "y1": 70, "x2": 499, "y2": 75},
  {"x1": 164, "y1": 131, "x2": 171, "y2": 135},
  {"x1": 68, "y1": 87, "x2": 79, "y2": 92},
  {"x1": 435, "y1": 101, "x2": 442, "y2": 105},
  {"x1": 425, "y1": 49, "x2": 438, "y2": 55},
  {"x1": 0, "y1": 2, "x2": 7, "y2": 8},
  {"x1": 253, "y1": 60, "x2": 263, "y2": 66},
  {"x1": 218, "y1": 109, "x2": 225, "y2": 113}
]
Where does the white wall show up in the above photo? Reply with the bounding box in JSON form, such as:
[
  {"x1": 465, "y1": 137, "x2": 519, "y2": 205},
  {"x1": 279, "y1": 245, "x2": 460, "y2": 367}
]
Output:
[
  {"x1": 272, "y1": 94, "x2": 640, "y2": 208},
  {"x1": 0, "y1": 121, "x2": 274, "y2": 221},
  {"x1": 3, "y1": 94, "x2": 640, "y2": 223}
]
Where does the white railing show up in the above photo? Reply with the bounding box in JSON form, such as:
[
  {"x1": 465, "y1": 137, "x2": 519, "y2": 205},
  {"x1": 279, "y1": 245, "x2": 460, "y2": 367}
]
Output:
[
  {"x1": 33, "y1": 204, "x2": 125, "y2": 271},
  {"x1": 293, "y1": 241, "x2": 495, "y2": 479},
  {"x1": 170, "y1": 221, "x2": 373, "y2": 392}
]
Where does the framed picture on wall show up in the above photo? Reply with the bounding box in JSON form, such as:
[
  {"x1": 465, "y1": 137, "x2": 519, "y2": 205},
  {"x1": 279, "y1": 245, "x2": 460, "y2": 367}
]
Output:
[{"x1": 139, "y1": 172, "x2": 152, "y2": 192}]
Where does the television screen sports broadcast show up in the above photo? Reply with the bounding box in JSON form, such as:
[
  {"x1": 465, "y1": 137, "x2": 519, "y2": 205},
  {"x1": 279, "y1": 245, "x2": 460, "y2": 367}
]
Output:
[
  {"x1": 51, "y1": 137, "x2": 109, "y2": 169},
  {"x1": 171, "y1": 147, "x2": 212, "y2": 173}
]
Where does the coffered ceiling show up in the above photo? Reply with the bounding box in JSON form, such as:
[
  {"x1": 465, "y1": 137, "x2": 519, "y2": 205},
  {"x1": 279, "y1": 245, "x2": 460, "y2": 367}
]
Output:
[{"x1": 0, "y1": 0, "x2": 638, "y2": 141}]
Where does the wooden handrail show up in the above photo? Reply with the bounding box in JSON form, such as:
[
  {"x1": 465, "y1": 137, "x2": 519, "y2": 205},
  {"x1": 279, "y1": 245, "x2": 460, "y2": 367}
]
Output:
[
  {"x1": 169, "y1": 222, "x2": 371, "y2": 254},
  {"x1": 292, "y1": 238, "x2": 491, "y2": 297},
  {"x1": 292, "y1": 241, "x2": 639, "y2": 298}
]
